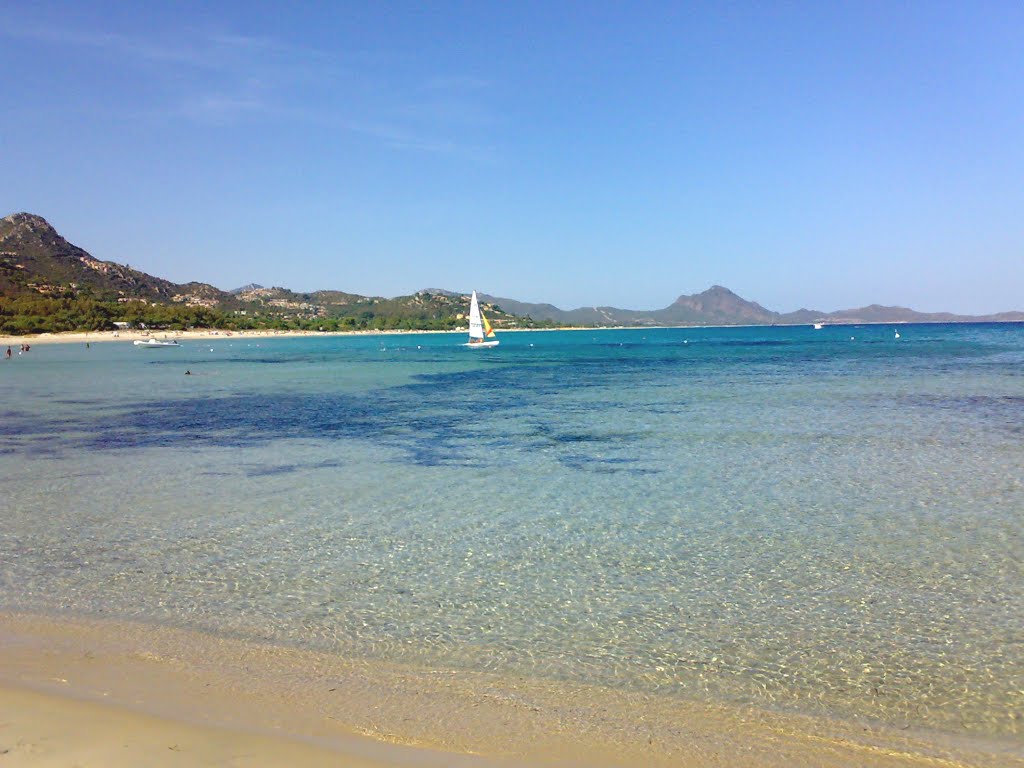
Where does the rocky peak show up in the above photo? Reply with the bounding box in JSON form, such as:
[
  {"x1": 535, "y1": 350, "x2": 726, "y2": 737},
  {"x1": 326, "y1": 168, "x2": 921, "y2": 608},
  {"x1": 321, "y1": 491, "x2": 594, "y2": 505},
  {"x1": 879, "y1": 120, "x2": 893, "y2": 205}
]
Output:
[
  {"x1": 0, "y1": 213, "x2": 67, "y2": 256},
  {"x1": 229, "y1": 283, "x2": 264, "y2": 294},
  {"x1": 664, "y1": 284, "x2": 777, "y2": 323},
  {"x1": 672, "y1": 285, "x2": 741, "y2": 308},
  {"x1": 1, "y1": 212, "x2": 58, "y2": 236}
]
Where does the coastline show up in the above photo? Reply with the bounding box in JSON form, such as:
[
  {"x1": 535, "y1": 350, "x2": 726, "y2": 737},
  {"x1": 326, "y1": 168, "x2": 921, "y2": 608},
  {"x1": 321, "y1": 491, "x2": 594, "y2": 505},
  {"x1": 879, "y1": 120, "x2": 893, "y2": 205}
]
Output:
[
  {"x1": 3, "y1": 319, "x2": 1021, "y2": 349},
  {"x1": 0, "y1": 328, "x2": 464, "y2": 347},
  {"x1": 1, "y1": 612, "x2": 1019, "y2": 768},
  {"x1": 0, "y1": 326, "x2": 613, "y2": 347}
]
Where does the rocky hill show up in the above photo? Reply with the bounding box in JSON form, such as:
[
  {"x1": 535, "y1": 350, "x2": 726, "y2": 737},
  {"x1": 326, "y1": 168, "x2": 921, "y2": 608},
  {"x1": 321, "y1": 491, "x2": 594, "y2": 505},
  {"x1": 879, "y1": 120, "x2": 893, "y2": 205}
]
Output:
[
  {"x1": 0, "y1": 214, "x2": 526, "y2": 327},
  {"x1": 0, "y1": 213, "x2": 227, "y2": 307}
]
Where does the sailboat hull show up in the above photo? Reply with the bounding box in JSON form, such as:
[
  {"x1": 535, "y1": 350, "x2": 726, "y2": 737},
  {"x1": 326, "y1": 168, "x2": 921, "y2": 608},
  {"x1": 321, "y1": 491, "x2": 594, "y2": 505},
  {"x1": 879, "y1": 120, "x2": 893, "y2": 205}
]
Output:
[{"x1": 464, "y1": 340, "x2": 500, "y2": 348}]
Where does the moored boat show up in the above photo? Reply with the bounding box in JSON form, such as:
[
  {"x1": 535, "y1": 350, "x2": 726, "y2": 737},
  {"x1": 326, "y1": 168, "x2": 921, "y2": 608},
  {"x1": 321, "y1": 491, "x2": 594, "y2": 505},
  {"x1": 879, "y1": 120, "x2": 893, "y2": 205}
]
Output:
[{"x1": 133, "y1": 338, "x2": 180, "y2": 348}]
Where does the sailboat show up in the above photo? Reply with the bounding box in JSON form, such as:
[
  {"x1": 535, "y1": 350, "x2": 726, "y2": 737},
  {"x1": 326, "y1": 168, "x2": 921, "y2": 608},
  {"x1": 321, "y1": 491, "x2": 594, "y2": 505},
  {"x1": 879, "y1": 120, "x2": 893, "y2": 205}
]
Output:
[{"x1": 465, "y1": 291, "x2": 499, "y2": 348}]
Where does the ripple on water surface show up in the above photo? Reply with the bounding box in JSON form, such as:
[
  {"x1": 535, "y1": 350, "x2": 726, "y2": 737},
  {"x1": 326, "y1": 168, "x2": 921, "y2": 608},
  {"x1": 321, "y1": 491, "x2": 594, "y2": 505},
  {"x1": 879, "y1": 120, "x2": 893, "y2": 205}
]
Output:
[{"x1": 1, "y1": 325, "x2": 1022, "y2": 741}]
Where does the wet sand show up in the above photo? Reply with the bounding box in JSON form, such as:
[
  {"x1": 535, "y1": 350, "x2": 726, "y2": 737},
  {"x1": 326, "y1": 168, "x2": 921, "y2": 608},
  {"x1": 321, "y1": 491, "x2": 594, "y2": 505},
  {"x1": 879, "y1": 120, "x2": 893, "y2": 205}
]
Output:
[{"x1": 1, "y1": 613, "x2": 1019, "y2": 768}]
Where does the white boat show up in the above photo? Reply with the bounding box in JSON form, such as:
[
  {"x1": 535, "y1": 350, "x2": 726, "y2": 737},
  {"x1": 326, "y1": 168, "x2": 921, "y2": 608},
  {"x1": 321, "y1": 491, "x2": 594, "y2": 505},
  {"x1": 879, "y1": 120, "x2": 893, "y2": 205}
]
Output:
[
  {"x1": 812, "y1": 322, "x2": 824, "y2": 330},
  {"x1": 134, "y1": 338, "x2": 180, "y2": 348},
  {"x1": 464, "y1": 291, "x2": 499, "y2": 348}
]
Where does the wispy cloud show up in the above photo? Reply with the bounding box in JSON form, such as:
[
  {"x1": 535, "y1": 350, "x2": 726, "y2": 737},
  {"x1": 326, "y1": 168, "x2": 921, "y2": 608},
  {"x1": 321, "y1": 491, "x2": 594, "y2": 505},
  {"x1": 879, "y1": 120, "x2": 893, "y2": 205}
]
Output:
[
  {"x1": 1, "y1": 15, "x2": 497, "y2": 156},
  {"x1": 342, "y1": 118, "x2": 463, "y2": 155},
  {"x1": 180, "y1": 92, "x2": 267, "y2": 124},
  {"x1": 423, "y1": 75, "x2": 491, "y2": 92}
]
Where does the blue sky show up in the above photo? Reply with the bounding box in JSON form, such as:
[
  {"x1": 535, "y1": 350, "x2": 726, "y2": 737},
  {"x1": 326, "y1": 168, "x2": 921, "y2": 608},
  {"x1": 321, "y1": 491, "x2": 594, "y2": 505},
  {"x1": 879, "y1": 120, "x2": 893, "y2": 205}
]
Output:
[{"x1": 2, "y1": 1, "x2": 1022, "y2": 314}]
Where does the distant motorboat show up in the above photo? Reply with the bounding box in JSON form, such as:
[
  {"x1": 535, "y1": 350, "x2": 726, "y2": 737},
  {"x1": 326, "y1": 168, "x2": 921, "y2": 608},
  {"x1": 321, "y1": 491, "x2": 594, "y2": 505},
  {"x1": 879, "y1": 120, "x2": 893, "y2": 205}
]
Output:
[
  {"x1": 134, "y1": 338, "x2": 180, "y2": 348},
  {"x1": 813, "y1": 322, "x2": 824, "y2": 330}
]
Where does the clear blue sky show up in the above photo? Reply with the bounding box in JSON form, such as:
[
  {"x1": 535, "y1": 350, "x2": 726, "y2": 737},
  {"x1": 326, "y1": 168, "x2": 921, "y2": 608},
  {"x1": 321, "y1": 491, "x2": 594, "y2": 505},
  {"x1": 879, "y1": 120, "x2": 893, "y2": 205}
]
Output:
[{"x1": 2, "y1": 1, "x2": 1022, "y2": 314}]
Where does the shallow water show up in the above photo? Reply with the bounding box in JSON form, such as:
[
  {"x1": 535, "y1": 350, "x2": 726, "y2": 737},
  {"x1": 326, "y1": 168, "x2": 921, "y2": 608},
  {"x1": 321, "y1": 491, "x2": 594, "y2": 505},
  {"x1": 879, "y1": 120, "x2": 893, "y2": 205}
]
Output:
[{"x1": 1, "y1": 324, "x2": 1022, "y2": 740}]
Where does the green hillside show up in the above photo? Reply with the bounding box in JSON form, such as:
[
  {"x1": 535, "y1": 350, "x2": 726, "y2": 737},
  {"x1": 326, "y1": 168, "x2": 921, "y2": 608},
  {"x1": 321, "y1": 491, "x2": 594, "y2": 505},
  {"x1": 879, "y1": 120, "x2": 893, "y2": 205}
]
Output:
[{"x1": 0, "y1": 213, "x2": 548, "y2": 334}]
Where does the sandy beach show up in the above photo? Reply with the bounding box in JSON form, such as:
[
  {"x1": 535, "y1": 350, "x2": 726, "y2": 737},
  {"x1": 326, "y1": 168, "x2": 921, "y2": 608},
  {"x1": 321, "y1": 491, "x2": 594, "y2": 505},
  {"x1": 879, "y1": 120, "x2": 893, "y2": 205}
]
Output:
[
  {"x1": 0, "y1": 326, "x2": 610, "y2": 349},
  {"x1": 0, "y1": 327, "x2": 459, "y2": 348},
  {"x1": 0, "y1": 614, "x2": 513, "y2": 768},
  {"x1": 0, "y1": 686, "x2": 398, "y2": 768},
  {"x1": 1, "y1": 613, "x2": 1019, "y2": 768}
]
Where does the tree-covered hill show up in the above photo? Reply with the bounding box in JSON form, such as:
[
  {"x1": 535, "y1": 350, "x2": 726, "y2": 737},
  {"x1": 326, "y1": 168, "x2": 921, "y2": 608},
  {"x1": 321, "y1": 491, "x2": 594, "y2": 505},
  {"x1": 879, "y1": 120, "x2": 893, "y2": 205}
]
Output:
[{"x1": 0, "y1": 213, "x2": 547, "y2": 334}]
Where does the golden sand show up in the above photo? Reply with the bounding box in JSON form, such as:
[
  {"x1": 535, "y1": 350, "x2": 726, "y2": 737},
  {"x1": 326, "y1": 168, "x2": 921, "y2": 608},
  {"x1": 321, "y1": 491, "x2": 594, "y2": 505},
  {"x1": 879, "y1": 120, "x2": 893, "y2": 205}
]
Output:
[
  {"x1": 1, "y1": 613, "x2": 1019, "y2": 768},
  {"x1": 0, "y1": 327, "x2": 455, "y2": 348}
]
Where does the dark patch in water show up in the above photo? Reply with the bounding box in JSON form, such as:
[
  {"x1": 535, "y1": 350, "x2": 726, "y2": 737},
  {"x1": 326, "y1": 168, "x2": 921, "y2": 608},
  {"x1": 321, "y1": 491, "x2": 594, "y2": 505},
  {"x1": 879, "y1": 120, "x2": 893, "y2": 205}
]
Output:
[
  {"x1": 553, "y1": 432, "x2": 609, "y2": 443},
  {"x1": 897, "y1": 395, "x2": 1024, "y2": 435},
  {"x1": 244, "y1": 464, "x2": 299, "y2": 477},
  {"x1": 558, "y1": 453, "x2": 659, "y2": 475},
  {"x1": 0, "y1": 415, "x2": 42, "y2": 437},
  {"x1": 148, "y1": 357, "x2": 295, "y2": 366},
  {"x1": 240, "y1": 458, "x2": 347, "y2": 476},
  {"x1": 4, "y1": 363, "x2": 648, "y2": 470},
  {"x1": 716, "y1": 340, "x2": 793, "y2": 347},
  {"x1": 16, "y1": 343, "x2": 1018, "y2": 471}
]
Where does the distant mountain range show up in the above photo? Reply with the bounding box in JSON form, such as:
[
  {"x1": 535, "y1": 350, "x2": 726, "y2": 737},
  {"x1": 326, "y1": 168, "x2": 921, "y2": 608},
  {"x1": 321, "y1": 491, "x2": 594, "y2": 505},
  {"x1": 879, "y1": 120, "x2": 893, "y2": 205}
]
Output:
[
  {"x1": 3, "y1": 212, "x2": 1022, "y2": 327},
  {"x1": 478, "y1": 286, "x2": 1024, "y2": 326}
]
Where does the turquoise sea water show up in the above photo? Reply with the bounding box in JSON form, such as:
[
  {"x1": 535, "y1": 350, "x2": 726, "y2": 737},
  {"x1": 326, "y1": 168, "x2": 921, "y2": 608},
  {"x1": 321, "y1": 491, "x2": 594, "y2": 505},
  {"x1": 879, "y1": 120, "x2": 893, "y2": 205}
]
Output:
[{"x1": 1, "y1": 324, "x2": 1022, "y2": 740}]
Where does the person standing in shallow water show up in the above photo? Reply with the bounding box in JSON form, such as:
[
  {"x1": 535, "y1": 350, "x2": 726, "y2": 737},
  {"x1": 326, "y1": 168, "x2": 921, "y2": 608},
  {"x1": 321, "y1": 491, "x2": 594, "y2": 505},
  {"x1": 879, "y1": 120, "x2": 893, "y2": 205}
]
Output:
[{"x1": 5, "y1": 346, "x2": 10, "y2": 359}]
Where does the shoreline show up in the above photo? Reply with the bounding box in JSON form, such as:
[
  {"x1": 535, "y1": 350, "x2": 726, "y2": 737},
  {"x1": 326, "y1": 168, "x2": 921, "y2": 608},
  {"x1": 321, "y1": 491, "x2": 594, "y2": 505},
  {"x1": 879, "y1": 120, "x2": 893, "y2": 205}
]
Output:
[
  {"x1": 1, "y1": 611, "x2": 1019, "y2": 768},
  {"x1": 0, "y1": 327, "x2": 466, "y2": 347},
  {"x1": 3, "y1": 319, "x2": 1020, "y2": 348}
]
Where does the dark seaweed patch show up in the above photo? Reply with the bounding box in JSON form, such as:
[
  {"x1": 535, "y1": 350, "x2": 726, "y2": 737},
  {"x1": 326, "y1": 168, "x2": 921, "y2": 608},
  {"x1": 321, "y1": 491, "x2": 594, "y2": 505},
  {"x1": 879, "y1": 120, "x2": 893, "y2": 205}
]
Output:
[
  {"x1": 896, "y1": 394, "x2": 1024, "y2": 435},
  {"x1": 557, "y1": 453, "x2": 659, "y2": 475},
  {"x1": 244, "y1": 464, "x2": 300, "y2": 477},
  {"x1": 15, "y1": 362, "x2": 650, "y2": 470}
]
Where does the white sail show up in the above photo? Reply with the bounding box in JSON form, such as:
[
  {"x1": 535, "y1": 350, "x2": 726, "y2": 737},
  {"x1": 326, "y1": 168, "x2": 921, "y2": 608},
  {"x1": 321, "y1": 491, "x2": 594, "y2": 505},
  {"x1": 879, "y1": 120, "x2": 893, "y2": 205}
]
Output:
[
  {"x1": 465, "y1": 290, "x2": 499, "y2": 347},
  {"x1": 468, "y1": 290, "x2": 485, "y2": 341}
]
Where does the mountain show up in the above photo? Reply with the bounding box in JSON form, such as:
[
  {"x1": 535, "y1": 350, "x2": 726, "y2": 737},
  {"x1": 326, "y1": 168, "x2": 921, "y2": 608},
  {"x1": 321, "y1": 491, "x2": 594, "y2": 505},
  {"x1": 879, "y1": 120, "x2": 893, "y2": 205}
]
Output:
[
  {"x1": 483, "y1": 286, "x2": 1024, "y2": 326},
  {"x1": 3, "y1": 212, "x2": 1021, "y2": 327},
  {"x1": 655, "y1": 285, "x2": 776, "y2": 325},
  {"x1": 229, "y1": 283, "x2": 264, "y2": 294},
  {"x1": 0, "y1": 212, "x2": 228, "y2": 307},
  {"x1": 0, "y1": 214, "x2": 534, "y2": 329},
  {"x1": 481, "y1": 286, "x2": 778, "y2": 326}
]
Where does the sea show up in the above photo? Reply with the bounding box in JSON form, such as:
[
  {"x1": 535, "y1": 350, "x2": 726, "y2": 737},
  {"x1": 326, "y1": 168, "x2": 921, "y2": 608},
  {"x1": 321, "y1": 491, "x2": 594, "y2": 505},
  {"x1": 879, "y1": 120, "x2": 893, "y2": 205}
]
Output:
[{"x1": 1, "y1": 324, "x2": 1022, "y2": 748}]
